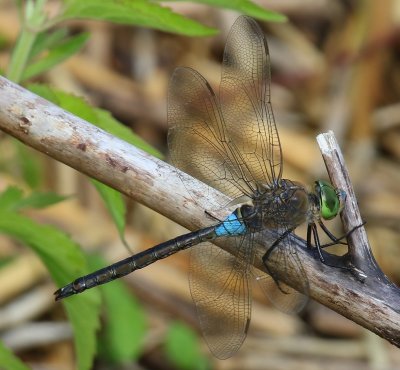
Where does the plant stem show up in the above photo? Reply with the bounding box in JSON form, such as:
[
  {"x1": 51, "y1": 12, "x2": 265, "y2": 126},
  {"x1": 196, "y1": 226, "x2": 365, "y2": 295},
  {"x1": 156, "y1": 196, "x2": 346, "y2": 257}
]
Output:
[
  {"x1": 7, "y1": 0, "x2": 48, "y2": 83},
  {"x1": 7, "y1": 28, "x2": 37, "y2": 83}
]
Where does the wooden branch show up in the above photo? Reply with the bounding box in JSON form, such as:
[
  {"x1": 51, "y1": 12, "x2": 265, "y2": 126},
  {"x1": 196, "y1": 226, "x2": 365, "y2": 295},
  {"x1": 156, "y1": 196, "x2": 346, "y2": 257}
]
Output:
[
  {"x1": 317, "y1": 132, "x2": 387, "y2": 278},
  {"x1": 0, "y1": 76, "x2": 223, "y2": 232},
  {"x1": 315, "y1": 132, "x2": 400, "y2": 346},
  {"x1": 0, "y1": 76, "x2": 399, "y2": 347}
]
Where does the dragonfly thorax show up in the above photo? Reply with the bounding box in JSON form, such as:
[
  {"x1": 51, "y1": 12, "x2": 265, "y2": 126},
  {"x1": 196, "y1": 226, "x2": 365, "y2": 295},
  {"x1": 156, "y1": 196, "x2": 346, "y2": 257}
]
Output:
[{"x1": 241, "y1": 179, "x2": 310, "y2": 232}]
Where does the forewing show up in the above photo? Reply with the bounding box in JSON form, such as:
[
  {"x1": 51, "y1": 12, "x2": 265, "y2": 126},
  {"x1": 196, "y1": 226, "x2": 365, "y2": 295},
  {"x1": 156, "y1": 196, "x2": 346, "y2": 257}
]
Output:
[
  {"x1": 220, "y1": 15, "x2": 282, "y2": 186},
  {"x1": 256, "y1": 230, "x2": 309, "y2": 314},
  {"x1": 189, "y1": 236, "x2": 253, "y2": 359},
  {"x1": 168, "y1": 67, "x2": 255, "y2": 209}
]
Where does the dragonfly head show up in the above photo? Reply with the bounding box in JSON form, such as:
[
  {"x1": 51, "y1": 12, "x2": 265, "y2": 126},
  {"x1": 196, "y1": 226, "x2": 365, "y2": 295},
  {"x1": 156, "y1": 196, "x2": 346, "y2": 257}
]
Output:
[{"x1": 315, "y1": 180, "x2": 346, "y2": 220}]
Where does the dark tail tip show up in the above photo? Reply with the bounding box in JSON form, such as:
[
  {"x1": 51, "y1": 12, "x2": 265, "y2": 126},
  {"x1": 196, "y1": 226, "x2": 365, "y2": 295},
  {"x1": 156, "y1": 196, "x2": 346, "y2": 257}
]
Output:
[{"x1": 54, "y1": 283, "x2": 76, "y2": 301}]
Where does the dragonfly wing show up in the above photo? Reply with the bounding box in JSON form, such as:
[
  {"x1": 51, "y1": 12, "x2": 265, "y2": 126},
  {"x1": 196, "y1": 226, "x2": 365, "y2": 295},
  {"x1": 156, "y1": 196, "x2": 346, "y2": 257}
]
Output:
[
  {"x1": 168, "y1": 66, "x2": 257, "y2": 210},
  {"x1": 220, "y1": 15, "x2": 282, "y2": 186},
  {"x1": 256, "y1": 230, "x2": 309, "y2": 314},
  {"x1": 256, "y1": 275, "x2": 308, "y2": 314},
  {"x1": 189, "y1": 237, "x2": 253, "y2": 359}
]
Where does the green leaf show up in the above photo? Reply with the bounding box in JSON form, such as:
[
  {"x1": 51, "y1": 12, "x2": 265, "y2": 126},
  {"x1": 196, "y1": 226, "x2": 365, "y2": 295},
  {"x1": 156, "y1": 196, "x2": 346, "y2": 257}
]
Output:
[
  {"x1": 95, "y1": 108, "x2": 162, "y2": 159},
  {"x1": 0, "y1": 341, "x2": 31, "y2": 370},
  {"x1": 90, "y1": 255, "x2": 147, "y2": 363},
  {"x1": 61, "y1": 0, "x2": 217, "y2": 36},
  {"x1": 165, "y1": 322, "x2": 209, "y2": 370},
  {"x1": 22, "y1": 32, "x2": 89, "y2": 81},
  {"x1": 43, "y1": 89, "x2": 98, "y2": 122},
  {"x1": 29, "y1": 28, "x2": 69, "y2": 59},
  {"x1": 91, "y1": 179, "x2": 129, "y2": 249},
  {"x1": 162, "y1": 0, "x2": 287, "y2": 22},
  {"x1": 0, "y1": 210, "x2": 102, "y2": 370},
  {"x1": 63, "y1": 294, "x2": 101, "y2": 370},
  {"x1": 27, "y1": 83, "x2": 59, "y2": 103},
  {"x1": 14, "y1": 191, "x2": 69, "y2": 211},
  {"x1": 14, "y1": 140, "x2": 43, "y2": 189},
  {"x1": 0, "y1": 187, "x2": 24, "y2": 211},
  {"x1": 0, "y1": 186, "x2": 68, "y2": 211}
]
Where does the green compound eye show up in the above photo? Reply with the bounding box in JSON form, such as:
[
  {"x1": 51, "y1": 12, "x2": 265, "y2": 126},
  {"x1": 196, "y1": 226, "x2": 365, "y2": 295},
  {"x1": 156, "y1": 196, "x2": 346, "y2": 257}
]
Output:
[{"x1": 315, "y1": 180, "x2": 346, "y2": 220}]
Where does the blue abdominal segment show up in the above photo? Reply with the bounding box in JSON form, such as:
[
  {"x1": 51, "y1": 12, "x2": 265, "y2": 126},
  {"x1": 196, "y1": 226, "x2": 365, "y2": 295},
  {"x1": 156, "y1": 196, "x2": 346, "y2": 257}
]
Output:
[{"x1": 215, "y1": 210, "x2": 247, "y2": 236}]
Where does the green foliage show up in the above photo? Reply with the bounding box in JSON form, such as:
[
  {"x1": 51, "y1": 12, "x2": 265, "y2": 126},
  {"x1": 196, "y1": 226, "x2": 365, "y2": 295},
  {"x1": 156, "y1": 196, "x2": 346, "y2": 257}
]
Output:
[
  {"x1": 0, "y1": 186, "x2": 68, "y2": 211},
  {"x1": 0, "y1": 341, "x2": 31, "y2": 370},
  {"x1": 161, "y1": 0, "x2": 287, "y2": 22},
  {"x1": 29, "y1": 28, "x2": 69, "y2": 59},
  {"x1": 165, "y1": 322, "x2": 210, "y2": 370},
  {"x1": 60, "y1": 0, "x2": 217, "y2": 36},
  {"x1": 0, "y1": 204, "x2": 101, "y2": 370},
  {"x1": 92, "y1": 179, "x2": 129, "y2": 249},
  {"x1": 7, "y1": 0, "x2": 285, "y2": 82},
  {"x1": 94, "y1": 109, "x2": 162, "y2": 159},
  {"x1": 89, "y1": 255, "x2": 147, "y2": 364},
  {"x1": 0, "y1": 137, "x2": 43, "y2": 191},
  {"x1": 22, "y1": 32, "x2": 90, "y2": 80},
  {"x1": 14, "y1": 140, "x2": 43, "y2": 189},
  {"x1": 0, "y1": 186, "x2": 24, "y2": 210},
  {"x1": 13, "y1": 191, "x2": 68, "y2": 210}
]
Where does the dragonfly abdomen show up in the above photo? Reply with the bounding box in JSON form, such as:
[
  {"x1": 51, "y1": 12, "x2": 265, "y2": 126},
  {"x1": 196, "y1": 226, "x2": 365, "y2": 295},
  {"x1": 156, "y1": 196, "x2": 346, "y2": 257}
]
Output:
[
  {"x1": 215, "y1": 209, "x2": 247, "y2": 236},
  {"x1": 54, "y1": 225, "x2": 216, "y2": 300}
]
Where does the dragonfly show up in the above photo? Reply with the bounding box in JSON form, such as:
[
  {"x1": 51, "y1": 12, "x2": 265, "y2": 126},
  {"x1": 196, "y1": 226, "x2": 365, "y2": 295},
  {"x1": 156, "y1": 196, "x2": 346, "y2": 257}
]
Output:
[{"x1": 55, "y1": 15, "x2": 347, "y2": 359}]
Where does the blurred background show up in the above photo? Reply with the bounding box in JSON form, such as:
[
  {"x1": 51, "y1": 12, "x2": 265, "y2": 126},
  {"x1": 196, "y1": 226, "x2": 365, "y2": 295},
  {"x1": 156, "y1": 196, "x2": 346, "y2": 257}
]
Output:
[{"x1": 0, "y1": 0, "x2": 399, "y2": 369}]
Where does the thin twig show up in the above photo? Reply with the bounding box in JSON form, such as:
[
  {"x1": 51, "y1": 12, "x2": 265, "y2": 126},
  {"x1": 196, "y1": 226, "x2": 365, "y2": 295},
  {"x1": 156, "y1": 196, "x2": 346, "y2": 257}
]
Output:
[
  {"x1": 317, "y1": 132, "x2": 389, "y2": 280},
  {"x1": 0, "y1": 76, "x2": 399, "y2": 346}
]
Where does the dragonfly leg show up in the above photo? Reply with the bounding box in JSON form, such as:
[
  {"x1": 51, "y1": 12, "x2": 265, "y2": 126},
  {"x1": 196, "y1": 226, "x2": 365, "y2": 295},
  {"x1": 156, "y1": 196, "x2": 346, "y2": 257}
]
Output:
[
  {"x1": 309, "y1": 223, "x2": 345, "y2": 268},
  {"x1": 319, "y1": 221, "x2": 347, "y2": 245},
  {"x1": 310, "y1": 223, "x2": 350, "y2": 269},
  {"x1": 309, "y1": 223, "x2": 361, "y2": 271},
  {"x1": 318, "y1": 221, "x2": 366, "y2": 249},
  {"x1": 262, "y1": 228, "x2": 294, "y2": 294},
  {"x1": 309, "y1": 223, "x2": 325, "y2": 263}
]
